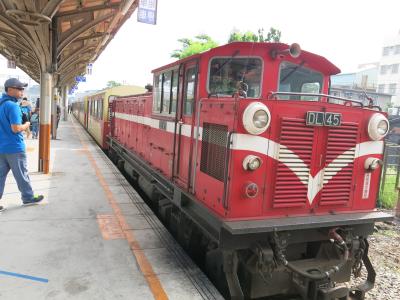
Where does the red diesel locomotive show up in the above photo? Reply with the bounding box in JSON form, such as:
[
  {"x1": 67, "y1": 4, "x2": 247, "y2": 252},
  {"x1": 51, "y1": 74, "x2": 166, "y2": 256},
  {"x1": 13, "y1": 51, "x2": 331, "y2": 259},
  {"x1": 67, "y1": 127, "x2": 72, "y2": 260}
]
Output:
[{"x1": 75, "y1": 42, "x2": 392, "y2": 299}]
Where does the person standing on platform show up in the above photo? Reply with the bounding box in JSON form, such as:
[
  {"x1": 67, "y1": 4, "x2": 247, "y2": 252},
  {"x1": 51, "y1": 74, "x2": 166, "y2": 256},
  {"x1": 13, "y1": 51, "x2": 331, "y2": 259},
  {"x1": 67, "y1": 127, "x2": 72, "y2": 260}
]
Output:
[
  {"x1": 0, "y1": 78, "x2": 44, "y2": 212},
  {"x1": 56, "y1": 104, "x2": 61, "y2": 129},
  {"x1": 30, "y1": 109, "x2": 39, "y2": 139},
  {"x1": 20, "y1": 97, "x2": 32, "y2": 138}
]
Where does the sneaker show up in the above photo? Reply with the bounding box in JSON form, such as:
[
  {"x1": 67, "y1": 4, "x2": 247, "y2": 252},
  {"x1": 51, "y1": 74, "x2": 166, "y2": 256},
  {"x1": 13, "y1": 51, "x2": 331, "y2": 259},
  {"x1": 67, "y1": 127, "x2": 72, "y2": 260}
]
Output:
[
  {"x1": 23, "y1": 195, "x2": 44, "y2": 206},
  {"x1": 0, "y1": 205, "x2": 5, "y2": 212}
]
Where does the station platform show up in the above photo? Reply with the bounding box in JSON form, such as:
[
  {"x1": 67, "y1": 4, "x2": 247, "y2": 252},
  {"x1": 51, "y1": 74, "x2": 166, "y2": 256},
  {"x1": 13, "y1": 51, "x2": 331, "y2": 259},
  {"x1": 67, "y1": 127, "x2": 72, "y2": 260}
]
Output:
[{"x1": 0, "y1": 117, "x2": 223, "y2": 300}]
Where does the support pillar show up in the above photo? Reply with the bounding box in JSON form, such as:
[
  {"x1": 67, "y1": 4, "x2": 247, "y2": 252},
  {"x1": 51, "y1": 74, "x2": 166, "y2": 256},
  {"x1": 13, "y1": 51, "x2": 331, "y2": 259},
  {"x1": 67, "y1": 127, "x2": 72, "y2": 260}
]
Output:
[
  {"x1": 62, "y1": 85, "x2": 68, "y2": 121},
  {"x1": 51, "y1": 87, "x2": 58, "y2": 139},
  {"x1": 39, "y1": 72, "x2": 52, "y2": 174}
]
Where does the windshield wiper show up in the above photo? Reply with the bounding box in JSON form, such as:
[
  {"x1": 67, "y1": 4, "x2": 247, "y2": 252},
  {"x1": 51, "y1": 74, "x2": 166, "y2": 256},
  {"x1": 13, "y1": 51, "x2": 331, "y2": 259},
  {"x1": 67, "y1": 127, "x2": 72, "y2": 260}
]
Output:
[
  {"x1": 213, "y1": 50, "x2": 240, "y2": 75},
  {"x1": 280, "y1": 60, "x2": 305, "y2": 83}
]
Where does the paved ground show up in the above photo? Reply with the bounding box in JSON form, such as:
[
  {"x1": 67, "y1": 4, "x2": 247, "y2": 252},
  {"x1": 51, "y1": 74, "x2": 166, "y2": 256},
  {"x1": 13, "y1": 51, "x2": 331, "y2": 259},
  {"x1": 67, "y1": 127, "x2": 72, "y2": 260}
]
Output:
[{"x1": 0, "y1": 117, "x2": 221, "y2": 300}]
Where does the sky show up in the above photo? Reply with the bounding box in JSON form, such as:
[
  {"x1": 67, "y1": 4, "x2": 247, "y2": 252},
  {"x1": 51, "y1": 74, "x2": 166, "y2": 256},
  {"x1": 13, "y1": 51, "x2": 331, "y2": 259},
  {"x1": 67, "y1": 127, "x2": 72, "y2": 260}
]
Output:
[{"x1": 76, "y1": 0, "x2": 400, "y2": 92}]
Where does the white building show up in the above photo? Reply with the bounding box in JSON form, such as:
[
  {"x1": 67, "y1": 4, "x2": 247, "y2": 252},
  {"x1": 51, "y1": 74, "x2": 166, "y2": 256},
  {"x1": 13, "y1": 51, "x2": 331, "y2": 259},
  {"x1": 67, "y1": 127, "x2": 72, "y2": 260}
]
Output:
[
  {"x1": 377, "y1": 31, "x2": 400, "y2": 106},
  {"x1": 331, "y1": 63, "x2": 392, "y2": 110}
]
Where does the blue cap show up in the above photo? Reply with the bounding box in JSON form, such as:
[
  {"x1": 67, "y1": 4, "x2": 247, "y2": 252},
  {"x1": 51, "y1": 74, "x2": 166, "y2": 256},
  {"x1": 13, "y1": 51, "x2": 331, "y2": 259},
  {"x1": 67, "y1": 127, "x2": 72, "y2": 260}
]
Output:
[{"x1": 4, "y1": 78, "x2": 28, "y2": 89}]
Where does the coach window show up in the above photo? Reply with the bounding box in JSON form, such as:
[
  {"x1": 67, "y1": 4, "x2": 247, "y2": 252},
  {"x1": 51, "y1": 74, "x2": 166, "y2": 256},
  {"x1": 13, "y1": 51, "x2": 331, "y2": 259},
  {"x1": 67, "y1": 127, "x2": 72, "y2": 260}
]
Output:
[
  {"x1": 184, "y1": 67, "x2": 196, "y2": 115},
  {"x1": 98, "y1": 99, "x2": 103, "y2": 119},
  {"x1": 278, "y1": 61, "x2": 323, "y2": 101}
]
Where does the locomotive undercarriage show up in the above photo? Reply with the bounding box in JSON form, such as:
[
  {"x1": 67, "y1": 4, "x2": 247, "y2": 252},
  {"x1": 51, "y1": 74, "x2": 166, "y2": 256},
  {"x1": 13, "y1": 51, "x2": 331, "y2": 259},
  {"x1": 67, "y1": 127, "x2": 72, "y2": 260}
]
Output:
[{"x1": 107, "y1": 138, "x2": 388, "y2": 300}]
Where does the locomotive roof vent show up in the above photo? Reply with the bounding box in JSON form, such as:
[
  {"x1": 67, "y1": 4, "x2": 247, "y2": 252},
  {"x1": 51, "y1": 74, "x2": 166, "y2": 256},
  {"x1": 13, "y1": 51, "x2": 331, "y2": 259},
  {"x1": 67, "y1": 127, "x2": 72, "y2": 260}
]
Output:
[{"x1": 270, "y1": 43, "x2": 301, "y2": 60}]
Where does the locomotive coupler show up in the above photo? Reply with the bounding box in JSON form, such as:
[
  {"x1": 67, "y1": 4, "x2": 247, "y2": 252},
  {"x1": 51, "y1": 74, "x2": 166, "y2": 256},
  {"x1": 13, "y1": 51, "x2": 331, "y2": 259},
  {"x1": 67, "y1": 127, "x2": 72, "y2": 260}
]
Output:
[
  {"x1": 251, "y1": 241, "x2": 276, "y2": 283},
  {"x1": 271, "y1": 229, "x2": 356, "y2": 300},
  {"x1": 348, "y1": 239, "x2": 375, "y2": 300}
]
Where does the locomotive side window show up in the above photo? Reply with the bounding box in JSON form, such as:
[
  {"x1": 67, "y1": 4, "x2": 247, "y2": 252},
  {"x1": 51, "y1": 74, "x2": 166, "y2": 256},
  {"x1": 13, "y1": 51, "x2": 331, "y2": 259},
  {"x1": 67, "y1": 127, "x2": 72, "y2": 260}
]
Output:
[
  {"x1": 208, "y1": 57, "x2": 262, "y2": 97},
  {"x1": 162, "y1": 72, "x2": 171, "y2": 114},
  {"x1": 171, "y1": 71, "x2": 178, "y2": 114},
  {"x1": 184, "y1": 67, "x2": 196, "y2": 115},
  {"x1": 278, "y1": 61, "x2": 323, "y2": 101},
  {"x1": 153, "y1": 74, "x2": 162, "y2": 112},
  {"x1": 153, "y1": 69, "x2": 179, "y2": 115}
]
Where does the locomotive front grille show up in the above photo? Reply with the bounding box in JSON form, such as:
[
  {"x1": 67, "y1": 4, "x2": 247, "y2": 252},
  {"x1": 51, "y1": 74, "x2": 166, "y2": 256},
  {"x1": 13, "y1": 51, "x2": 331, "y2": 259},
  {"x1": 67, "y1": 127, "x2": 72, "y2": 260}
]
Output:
[
  {"x1": 320, "y1": 122, "x2": 358, "y2": 206},
  {"x1": 273, "y1": 118, "x2": 315, "y2": 208},
  {"x1": 200, "y1": 123, "x2": 228, "y2": 182}
]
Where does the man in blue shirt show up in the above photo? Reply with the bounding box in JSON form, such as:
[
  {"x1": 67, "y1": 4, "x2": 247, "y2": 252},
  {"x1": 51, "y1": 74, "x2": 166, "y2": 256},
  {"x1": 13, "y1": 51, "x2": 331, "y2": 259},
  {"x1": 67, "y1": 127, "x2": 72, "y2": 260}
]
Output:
[{"x1": 0, "y1": 78, "x2": 44, "y2": 212}]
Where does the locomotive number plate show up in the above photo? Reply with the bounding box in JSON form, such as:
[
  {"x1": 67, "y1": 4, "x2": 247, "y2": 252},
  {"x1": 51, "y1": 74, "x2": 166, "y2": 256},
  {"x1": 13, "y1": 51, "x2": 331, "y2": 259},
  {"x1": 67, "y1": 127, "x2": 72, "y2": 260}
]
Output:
[{"x1": 306, "y1": 111, "x2": 341, "y2": 127}]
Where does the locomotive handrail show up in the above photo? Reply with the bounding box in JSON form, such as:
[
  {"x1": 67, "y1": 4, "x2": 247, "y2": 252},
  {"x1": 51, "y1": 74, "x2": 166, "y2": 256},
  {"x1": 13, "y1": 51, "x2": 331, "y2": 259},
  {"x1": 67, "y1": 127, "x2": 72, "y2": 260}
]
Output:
[{"x1": 268, "y1": 91, "x2": 385, "y2": 111}]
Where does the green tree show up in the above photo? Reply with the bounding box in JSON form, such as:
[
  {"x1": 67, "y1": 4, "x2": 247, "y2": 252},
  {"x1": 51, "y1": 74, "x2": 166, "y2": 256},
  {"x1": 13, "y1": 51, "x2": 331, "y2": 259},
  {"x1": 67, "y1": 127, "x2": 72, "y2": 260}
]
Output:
[
  {"x1": 228, "y1": 27, "x2": 281, "y2": 43},
  {"x1": 106, "y1": 80, "x2": 122, "y2": 88},
  {"x1": 171, "y1": 34, "x2": 219, "y2": 59}
]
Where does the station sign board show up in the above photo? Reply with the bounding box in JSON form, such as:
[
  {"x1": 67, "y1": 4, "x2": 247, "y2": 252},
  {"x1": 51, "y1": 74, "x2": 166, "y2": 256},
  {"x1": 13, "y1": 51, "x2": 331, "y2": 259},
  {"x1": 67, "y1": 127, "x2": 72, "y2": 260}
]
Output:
[
  {"x1": 75, "y1": 75, "x2": 86, "y2": 82},
  {"x1": 137, "y1": 0, "x2": 157, "y2": 25},
  {"x1": 86, "y1": 63, "x2": 93, "y2": 75},
  {"x1": 7, "y1": 59, "x2": 16, "y2": 69}
]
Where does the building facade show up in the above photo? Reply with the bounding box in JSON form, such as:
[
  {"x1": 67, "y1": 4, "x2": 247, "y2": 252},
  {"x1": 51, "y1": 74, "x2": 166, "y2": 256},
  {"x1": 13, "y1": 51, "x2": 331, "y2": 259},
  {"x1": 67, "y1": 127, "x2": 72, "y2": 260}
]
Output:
[
  {"x1": 377, "y1": 30, "x2": 400, "y2": 106},
  {"x1": 331, "y1": 63, "x2": 392, "y2": 110}
]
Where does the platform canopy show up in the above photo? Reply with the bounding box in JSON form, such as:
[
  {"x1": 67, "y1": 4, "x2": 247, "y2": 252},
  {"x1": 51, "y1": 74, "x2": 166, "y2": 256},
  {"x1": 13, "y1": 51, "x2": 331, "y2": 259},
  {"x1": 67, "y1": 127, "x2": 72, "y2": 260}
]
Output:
[
  {"x1": 0, "y1": 0, "x2": 139, "y2": 174},
  {"x1": 0, "y1": 0, "x2": 137, "y2": 88}
]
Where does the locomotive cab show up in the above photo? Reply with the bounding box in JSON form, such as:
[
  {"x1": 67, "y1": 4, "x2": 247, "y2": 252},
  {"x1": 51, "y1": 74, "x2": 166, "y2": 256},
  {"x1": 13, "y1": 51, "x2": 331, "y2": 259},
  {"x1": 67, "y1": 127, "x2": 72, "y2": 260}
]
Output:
[{"x1": 192, "y1": 42, "x2": 389, "y2": 221}]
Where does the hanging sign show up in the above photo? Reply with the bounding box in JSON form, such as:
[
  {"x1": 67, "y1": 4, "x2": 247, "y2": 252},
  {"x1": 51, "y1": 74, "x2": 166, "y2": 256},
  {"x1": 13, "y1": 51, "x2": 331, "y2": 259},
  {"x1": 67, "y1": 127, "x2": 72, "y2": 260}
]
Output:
[
  {"x1": 137, "y1": 0, "x2": 157, "y2": 25},
  {"x1": 7, "y1": 59, "x2": 16, "y2": 69},
  {"x1": 86, "y1": 63, "x2": 93, "y2": 75},
  {"x1": 75, "y1": 76, "x2": 86, "y2": 82}
]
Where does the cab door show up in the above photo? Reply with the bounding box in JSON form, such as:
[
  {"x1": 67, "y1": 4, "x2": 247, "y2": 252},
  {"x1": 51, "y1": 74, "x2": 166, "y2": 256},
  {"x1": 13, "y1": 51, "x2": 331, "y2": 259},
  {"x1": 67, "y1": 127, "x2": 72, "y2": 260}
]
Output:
[{"x1": 173, "y1": 61, "x2": 198, "y2": 190}]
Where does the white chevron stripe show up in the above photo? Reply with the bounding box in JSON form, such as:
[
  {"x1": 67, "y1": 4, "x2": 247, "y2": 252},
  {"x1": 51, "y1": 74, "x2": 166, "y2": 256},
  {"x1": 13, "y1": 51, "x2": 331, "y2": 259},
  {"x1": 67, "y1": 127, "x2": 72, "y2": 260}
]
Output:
[{"x1": 113, "y1": 113, "x2": 384, "y2": 204}]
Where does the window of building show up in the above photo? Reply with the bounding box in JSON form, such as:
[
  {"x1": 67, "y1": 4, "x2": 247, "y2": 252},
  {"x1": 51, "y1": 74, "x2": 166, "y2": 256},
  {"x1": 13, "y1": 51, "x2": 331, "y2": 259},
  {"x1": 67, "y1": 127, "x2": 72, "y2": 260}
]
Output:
[
  {"x1": 392, "y1": 64, "x2": 399, "y2": 74},
  {"x1": 344, "y1": 92, "x2": 352, "y2": 99},
  {"x1": 383, "y1": 47, "x2": 390, "y2": 56},
  {"x1": 389, "y1": 83, "x2": 397, "y2": 95},
  {"x1": 395, "y1": 45, "x2": 400, "y2": 54},
  {"x1": 378, "y1": 84, "x2": 385, "y2": 93},
  {"x1": 380, "y1": 65, "x2": 388, "y2": 75}
]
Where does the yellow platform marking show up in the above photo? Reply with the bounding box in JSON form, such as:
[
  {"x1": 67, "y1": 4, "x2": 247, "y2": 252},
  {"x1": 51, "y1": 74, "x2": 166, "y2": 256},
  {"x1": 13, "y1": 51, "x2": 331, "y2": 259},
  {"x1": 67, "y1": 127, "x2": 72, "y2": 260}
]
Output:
[{"x1": 71, "y1": 118, "x2": 168, "y2": 300}]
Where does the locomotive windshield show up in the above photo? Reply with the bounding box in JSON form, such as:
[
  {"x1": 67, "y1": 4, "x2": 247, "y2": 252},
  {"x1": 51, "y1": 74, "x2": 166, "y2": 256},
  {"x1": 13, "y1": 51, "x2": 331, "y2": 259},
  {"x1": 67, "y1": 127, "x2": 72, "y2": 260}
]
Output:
[
  {"x1": 208, "y1": 57, "x2": 262, "y2": 97},
  {"x1": 278, "y1": 61, "x2": 323, "y2": 101}
]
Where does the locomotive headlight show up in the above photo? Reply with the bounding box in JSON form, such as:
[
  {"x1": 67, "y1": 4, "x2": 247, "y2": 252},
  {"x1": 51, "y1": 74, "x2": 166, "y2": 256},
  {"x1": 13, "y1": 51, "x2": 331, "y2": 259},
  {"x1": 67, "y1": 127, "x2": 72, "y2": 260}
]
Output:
[
  {"x1": 367, "y1": 113, "x2": 389, "y2": 141},
  {"x1": 253, "y1": 110, "x2": 269, "y2": 128},
  {"x1": 364, "y1": 157, "x2": 383, "y2": 171},
  {"x1": 242, "y1": 102, "x2": 271, "y2": 135},
  {"x1": 377, "y1": 120, "x2": 389, "y2": 135},
  {"x1": 243, "y1": 155, "x2": 262, "y2": 171}
]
